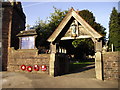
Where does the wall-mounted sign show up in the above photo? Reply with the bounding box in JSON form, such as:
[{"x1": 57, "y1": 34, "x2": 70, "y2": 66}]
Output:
[
  {"x1": 21, "y1": 36, "x2": 35, "y2": 49},
  {"x1": 17, "y1": 29, "x2": 37, "y2": 49}
]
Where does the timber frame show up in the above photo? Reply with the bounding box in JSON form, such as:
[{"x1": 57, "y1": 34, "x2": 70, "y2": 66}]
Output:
[{"x1": 47, "y1": 8, "x2": 103, "y2": 80}]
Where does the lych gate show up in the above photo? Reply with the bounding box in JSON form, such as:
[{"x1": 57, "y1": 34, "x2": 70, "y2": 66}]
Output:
[
  {"x1": 47, "y1": 8, "x2": 103, "y2": 80},
  {"x1": 2, "y1": 2, "x2": 119, "y2": 81}
]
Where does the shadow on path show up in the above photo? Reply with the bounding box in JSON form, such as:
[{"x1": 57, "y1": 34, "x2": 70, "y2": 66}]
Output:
[
  {"x1": 69, "y1": 64, "x2": 95, "y2": 74},
  {"x1": 61, "y1": 63, "x2": 96, "y2": 78}
]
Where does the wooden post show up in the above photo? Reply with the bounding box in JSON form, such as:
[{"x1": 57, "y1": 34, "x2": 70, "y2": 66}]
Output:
[{"x1": 95, "y1": 40, "x2": 103, "y2": 80}]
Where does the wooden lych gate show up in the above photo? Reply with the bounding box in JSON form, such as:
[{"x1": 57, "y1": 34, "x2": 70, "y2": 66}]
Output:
[{"x1": 47, "y1": 8, "x2": 103, "y2": 80}]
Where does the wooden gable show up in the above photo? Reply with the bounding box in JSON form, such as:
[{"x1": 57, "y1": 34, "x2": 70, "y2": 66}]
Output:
[{"x1": 47, "y1": 8, "x2": 102, "y2": 42}]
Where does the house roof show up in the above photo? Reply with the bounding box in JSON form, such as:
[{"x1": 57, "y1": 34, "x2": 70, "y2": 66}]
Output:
[
  {"x1": 47, "y1": 8, "x2": 102, "y2": 42},
  {"x1": 17, "y1": 29, "x2": 37, "y2": 37}
]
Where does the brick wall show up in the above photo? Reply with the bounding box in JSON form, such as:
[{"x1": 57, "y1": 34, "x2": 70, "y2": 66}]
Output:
[
  {"x1": 2, "y1": 2, "x2": 13, "y2": 70},
  {"x1": 10, "y1": 2, "x2": 26, "y2": 50},
  {"x1": 103, "y1": 52, "x2": 120, "y2": 80},
  {"x1": 2, "y1": 2, "x2": 25, "y2": 70},
  {"x1": 8, "y1": 48, "x2": 50, "y2": 74}
]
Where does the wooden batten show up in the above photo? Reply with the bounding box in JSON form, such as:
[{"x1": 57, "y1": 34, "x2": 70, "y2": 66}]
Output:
[{"x1": 61, "y1": 35, "x2": 92, "y2": 40}]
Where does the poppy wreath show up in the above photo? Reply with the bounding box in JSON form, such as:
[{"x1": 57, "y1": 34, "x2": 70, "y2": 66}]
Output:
[
  {"x1": 27, "y1": 66, "x2": 32, "y2": 72},
  {"x1": 21, "y1": 65, "x2": 26, "y2": 71},
  {"x1": 34, "y1": 65, "x2": 39, "y2": 71},
  {"x1": 41, "y1": 65, "x2": 47, "y2": 71}
]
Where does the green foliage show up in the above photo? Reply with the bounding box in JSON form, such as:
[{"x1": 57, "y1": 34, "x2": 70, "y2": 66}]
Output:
[
  {"x1": 79, "y1": 10, "x2": 106, "y2": 37},
  {"x1": 34, "y1": 7, "x2": 68, "y2": 48},
  {"x1": 109, "y1": 7, "x2": 120, "y2": 51},
  {"x1": 48, "y1": 7, "x2": 68, "y2": 32},
  {"x1": 72, "y1": 39, "x2": 95, "y2": 59},
  {"x1": 79, "y1": 10, "x2": 95, "y2": 26},
  {"x1": 34, "y1": 19, "x2": 50, "y2": 48},
  {"x1": 72, "y1": 39, "x2": 93, "y2": 49},
  {"x1": 72, "y1": 10, "x2": 106, "y2": 58},
  {"x1": 79, "y1": 10, "x2": 106, "y2": 47}
]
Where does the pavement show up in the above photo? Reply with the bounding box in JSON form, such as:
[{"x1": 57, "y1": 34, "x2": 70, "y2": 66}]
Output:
[{"x1": 0, "y1": 67, "x2": 119, "y2": 88}]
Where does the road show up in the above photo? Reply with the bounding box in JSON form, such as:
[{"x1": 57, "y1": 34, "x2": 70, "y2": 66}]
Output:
[{"x1": 1, "y1": 67, "x2": 118, "y2": 88}]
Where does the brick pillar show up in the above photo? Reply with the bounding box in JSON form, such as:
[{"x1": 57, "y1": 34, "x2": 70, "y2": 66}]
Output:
[
  {"x1": 95, "y1": 40, "x2": 103, "y2": 80},
  {"x1": 2, "y1": 3, "x2": 13, "y2": 70}
]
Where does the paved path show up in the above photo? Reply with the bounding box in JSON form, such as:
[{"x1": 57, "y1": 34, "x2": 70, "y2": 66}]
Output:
[
  {"x1": 1, "y1": 68, "x2": 118, "y2": 88},
  {"x1": 67, "y1": 64, "x2": 96, "y2": 78}
]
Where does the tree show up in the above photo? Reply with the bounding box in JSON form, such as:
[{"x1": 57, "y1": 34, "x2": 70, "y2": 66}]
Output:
[
  {"x1": 109, "y1": 7, "x2": 120, "y2": 51},
  {"x1": 72, "y1": 10, "x2": 106, "y2": 60},
  {"x1": 72, "y1": 38, "x2": 95, "y2": 60},
  {"x1": 48, "y1": 7, "x2": 68, "y2": 33},
  {"x1": 34, "y1": 7, "x2": 68, "y2": 49},
  {"x1": 79, "y1": 10, "x2": 106, "y2": 37},
  {"x1": 34, "y1": 19, "x2": 50, "y2": 48}
]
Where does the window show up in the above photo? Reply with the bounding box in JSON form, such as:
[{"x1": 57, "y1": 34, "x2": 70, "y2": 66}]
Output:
[{"x1": 21, "y1": 36, "x2": 35, "y2": 49}]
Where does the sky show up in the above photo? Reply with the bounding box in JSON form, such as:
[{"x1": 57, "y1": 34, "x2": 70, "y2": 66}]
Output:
[{"x1": 19, "y1": 1, "x2": 119, "y2": 38}]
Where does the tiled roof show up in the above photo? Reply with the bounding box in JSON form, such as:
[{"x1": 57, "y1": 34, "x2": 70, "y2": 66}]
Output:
[{"x1": 17, "y1": 29, "x2": 37, "y2": 37}]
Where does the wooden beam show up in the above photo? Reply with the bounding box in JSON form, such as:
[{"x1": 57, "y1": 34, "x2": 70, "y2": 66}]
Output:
[
  {"x1": 76, "y1": 35, "x2": 91, "y2": 39},
  {"x1": 72, "y1": 11, "x2": 102, "y2": 38},
  {"x1": 61, "y1": 37, "x2": 75, "y2": 40},
  {"x1": 47, "y1": 11, "x2": 72, "y2": 42},
  {"x1": 61, "y1": 35, "x2": 91, "y2": 40}
]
